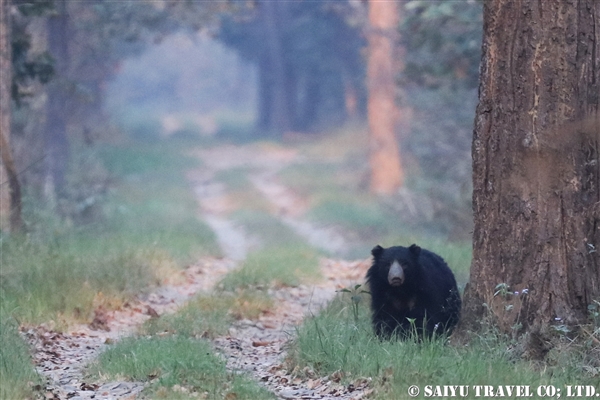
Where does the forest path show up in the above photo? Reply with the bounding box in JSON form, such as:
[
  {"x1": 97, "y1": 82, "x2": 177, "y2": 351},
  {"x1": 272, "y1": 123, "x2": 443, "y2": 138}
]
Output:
[
  {"x1": 27, "y1": 142, "x2": 370, "y2": 400},
  {"x1": 25, "y1": 258, "x2": 235, "y2": 400},
  {"x1": 191, "y1": 143, "x2": 372, "y2": 399},
  {"x1": 190, "y1": 143, "x2": 350, "y2": 257}
]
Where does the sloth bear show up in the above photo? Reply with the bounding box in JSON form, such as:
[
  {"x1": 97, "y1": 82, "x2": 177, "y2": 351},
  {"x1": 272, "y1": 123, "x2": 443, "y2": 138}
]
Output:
[{"x1": 366, "y1": 244, "x2": 461, "y2": 339}]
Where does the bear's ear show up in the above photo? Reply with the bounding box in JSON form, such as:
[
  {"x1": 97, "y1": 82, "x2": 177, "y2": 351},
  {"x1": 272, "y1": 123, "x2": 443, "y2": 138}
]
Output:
[
  {"x1": 371, "y1": 245, "x2": 385, "y2": 259},
  {"x1": 409, "y1": 244, "x2": 421, "y2": 258}
]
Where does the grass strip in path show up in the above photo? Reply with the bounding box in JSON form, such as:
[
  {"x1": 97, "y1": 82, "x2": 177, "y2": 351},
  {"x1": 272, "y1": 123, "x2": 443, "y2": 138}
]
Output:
[{"x1": 90, "y1": 335, "x2": 273, "y2": 400}]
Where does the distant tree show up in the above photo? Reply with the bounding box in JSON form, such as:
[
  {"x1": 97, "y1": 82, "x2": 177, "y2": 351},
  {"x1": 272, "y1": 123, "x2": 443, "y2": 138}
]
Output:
[
  {"x1": 41, "y1": 0, "x2": 178, "y2": 203},
  {"x1": 1, "y1": 0, "x2": 54, "y2": 232},
  {"x1": 367, "y1": 0, "x2": 403, "y2": 195},
  {"x1": 402, "y1": 0, "x2": 482, "y2": 90},
  {"x1": 260, "y1": 0, "x2": 291, "y2": 134},
  {"x1": 219, "y1": 0, "x2": 365, "y2": 135},
  {"x1": 43, "y1": 0, "x2": 69, "y2": 201},
  {"x1": 0, "y1": 0, "x2": 23, "y2": 233},
  {"x1": 460, "y1": 0, "x2": 600, "y2": 357}
]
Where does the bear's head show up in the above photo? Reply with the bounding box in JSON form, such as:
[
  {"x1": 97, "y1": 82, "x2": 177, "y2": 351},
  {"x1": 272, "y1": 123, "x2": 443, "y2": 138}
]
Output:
[{"x1": 370, "y1": 244, "x2": 421, "y2": 287}]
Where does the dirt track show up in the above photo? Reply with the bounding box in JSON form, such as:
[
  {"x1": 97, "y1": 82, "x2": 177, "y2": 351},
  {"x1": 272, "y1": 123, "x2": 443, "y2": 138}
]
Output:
[{"x1": 27, "y1": 143, "x2": 372, "y2": 399}]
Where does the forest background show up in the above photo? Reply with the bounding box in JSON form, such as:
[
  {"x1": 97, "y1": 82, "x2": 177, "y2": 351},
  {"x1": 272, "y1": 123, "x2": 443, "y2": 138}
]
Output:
[{"x1": 3, "y1": 1, "x2": 598, "y2": 399}]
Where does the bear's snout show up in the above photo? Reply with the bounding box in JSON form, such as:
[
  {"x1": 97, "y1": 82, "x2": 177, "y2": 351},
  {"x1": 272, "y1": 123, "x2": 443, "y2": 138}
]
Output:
[{"x1": 388, "y1": 260, "x2": 404, "y2": 286}]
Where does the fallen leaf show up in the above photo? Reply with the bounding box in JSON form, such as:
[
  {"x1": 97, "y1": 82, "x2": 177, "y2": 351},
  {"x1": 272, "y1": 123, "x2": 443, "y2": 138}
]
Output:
[{"x1": 146, "y1": 306, "x2": 160, "y2": 318}]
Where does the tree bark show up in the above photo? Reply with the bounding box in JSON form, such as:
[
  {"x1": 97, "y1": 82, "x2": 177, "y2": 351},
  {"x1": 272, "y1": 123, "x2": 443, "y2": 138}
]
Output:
[
  {"x1": 367, "y1": 0, "x2": 403, "y2": 195},
  {"x1": 0, "y1": 0, "x2": 23, "y2": 233},
  {"x1": 44, "y1": 0, "x2": 70, "y2": 199},
  {"x1": 461, "y1": 0, "x2": 600, "y2": 355}
]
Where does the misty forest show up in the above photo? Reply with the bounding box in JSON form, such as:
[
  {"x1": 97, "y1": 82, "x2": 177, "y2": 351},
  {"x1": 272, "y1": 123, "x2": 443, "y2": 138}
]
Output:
[{"x1": 1, "y1": 0, "x2": 599, "y2": 399}]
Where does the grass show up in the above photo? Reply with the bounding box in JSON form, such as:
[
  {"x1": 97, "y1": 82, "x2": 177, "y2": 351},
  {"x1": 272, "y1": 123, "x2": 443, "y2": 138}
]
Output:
[
  {"x1": 311, "y1": 199, "x2": 397, "y2": 238},
  {"x1": 0, "y1": 316, "x2": 42, "y2": 399},
  {"x1": 220, "y1": 244, "x2": 321, "y2": 291},
  {"x1": 1, "y1": 141, "x2": 218, "y2": 326},
  {"x1": 0, "y1": 137, "x2": 220, "y2": 394},
  {"x1": 141, "y1": 289, "x2": 273, "y2": 339},
  {"x1": 91, "y1": 264, "x2": 276, "y2": 399},
  {"x1": 288, "y1": 293, "x2": 600, "y2": 399},
  {"x1": 89, "y1": 336, "x2": 274, "y2": 399},
  {"x1": 231, "y1": 210, "x2": 303, "y2": 245}
]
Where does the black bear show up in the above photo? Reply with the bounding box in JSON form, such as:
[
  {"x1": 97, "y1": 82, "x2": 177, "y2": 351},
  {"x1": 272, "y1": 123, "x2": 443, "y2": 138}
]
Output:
[{"x1": 366, "y1": 244, "x2": 461, "y2": 339}]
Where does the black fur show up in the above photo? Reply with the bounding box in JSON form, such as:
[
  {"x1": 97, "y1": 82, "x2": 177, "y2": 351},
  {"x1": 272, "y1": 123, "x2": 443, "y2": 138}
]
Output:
[{"x1": 366, "y1": 244, "x2": 461, "y2": 339}]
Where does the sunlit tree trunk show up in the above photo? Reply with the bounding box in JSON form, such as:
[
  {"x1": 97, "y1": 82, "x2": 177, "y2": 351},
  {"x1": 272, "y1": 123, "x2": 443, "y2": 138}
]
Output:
[
  {"x1": 44, "y1": 0, "x2": 70, "y2": 200},
  {"x1": 460, "y1": 0, "x2": 600, "y2": 357},
  {"x1": 0, "y1": 0, "x2": 23, "y2": 233},
  {"x1": 367, "y1": 0, "x2": 403, "y2": 195}
]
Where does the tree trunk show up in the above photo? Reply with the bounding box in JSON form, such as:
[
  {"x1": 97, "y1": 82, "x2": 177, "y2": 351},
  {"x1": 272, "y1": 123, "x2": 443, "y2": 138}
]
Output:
[
  {"x1": 461, "y1": 0, "x2": 600, "y2": 356},
  {"x1": 367, "y1": 0, "x2": 403, "y2": 195},
  {"x1": 300, "y1": 68, "x2": 320, "y2": 131},
  {"x1": 257, "y1": 55, "x2": 272, "y2": 132},
  {"x1": 259, "y1": 0, "x2": 291, "y2": 136},
  {"x1": 44, "y1": 0, "x2": 70, "y2": 200},
  {"x1": 0, "y1": 0, "x2": 23, "y2": 233}
]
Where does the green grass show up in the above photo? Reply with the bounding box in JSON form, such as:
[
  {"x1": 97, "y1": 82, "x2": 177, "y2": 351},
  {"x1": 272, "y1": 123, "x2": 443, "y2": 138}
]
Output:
[
  {"x1": 141, "y1": 290, "x2": 273, "y2": 339},
  {"x1": 232, "y1": 210, "x2": 303, "y2": 245},
  {"x1": 288, "y1": 293, "x2": 600, "y2": 399},
  {"x1": 1, "y1": 142, "x2": 218, "y2": 326},
  {"x1": 311, "y1": 199, "x2": 397, "y2": 238},
  {"x1": 0, "y1": 138, "x2": 220, "y2": 394},
  {"x1": 220, "y1": 244, "x2": 321, "y2": 291},
  {"x1": 0, "y1": 240, "x2": 160, "y2": 325},
  {"x1": 89, "y1": 336, "x2": 274, "y2": 399},
  {"x1": 92, "y1": 270, "x2": 275, "y2": 399},
  {"x1": 0, "y1": 316, "x2": 41, "y2": 399}
]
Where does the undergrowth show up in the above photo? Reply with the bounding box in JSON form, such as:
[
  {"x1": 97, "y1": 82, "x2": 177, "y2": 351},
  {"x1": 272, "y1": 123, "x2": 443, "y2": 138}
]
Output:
[
  {"x1": 0, "y1": 316, "x2": 42, "y2": 399},
  {"x1": 288, "y1": 292, "x2": 600, "y2": 399},
  {"x1": 0, "y1": 138, "x2": 218, "y2": 397}
]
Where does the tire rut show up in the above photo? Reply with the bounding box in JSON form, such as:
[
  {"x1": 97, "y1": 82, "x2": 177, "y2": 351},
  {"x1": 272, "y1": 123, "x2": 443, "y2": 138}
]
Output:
[
  {"x1": 25, "y1": 258, "x2": 236, "y2": 400},
  {"x1": 192, "y1": 144, "x2": 373, "y2": 399}
]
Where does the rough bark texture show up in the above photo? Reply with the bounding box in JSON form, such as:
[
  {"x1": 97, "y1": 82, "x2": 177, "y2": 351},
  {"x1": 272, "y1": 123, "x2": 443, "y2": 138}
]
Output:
[
  {"x1": 367, "y1": 0, "x2": 403, "y2": 195},
  {"x1": 461, "y1": 0, "x2": 600, "y2": 351}
]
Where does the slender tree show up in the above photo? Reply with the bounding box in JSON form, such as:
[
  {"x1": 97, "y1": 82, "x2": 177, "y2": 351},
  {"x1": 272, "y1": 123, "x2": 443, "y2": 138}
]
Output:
[
  {"x1": 0, "y1": 0, "x2": 8, "y2": 228},
  {"x1": 0, "y1": 0, "x2": 23, "y2": 233},
  {"x1": 461, "y1": 0, "x2": 600, "y2": 356},
  {"x1": 367, "y1": 0, "x2": 403, "y2": 195}
]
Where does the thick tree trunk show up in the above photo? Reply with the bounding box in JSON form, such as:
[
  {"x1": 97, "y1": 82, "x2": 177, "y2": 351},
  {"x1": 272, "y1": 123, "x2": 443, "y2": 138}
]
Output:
[
  {"x1": 461, "y1": 0, "x2": 600, "y2": 355},
  {"x1": 0, "y1": 0, "x2": 22, "y2": 233},
  {"x1": 44, "y1": 0, "x2": 70, "y2": 199},
  {"x1": 367, "y1": 0, "x2": 403, "y2": 195}
]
